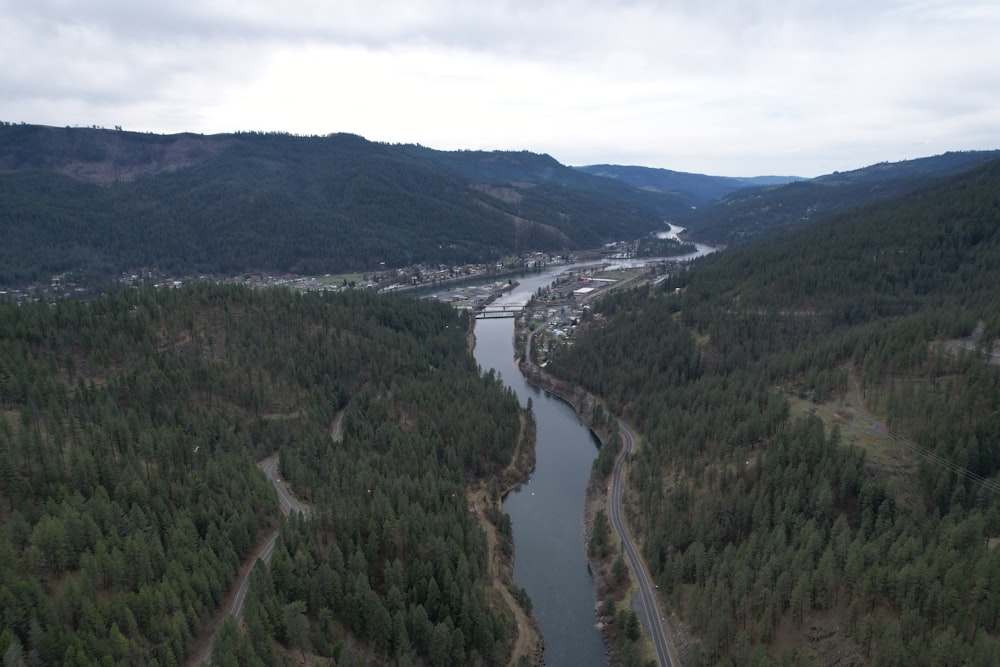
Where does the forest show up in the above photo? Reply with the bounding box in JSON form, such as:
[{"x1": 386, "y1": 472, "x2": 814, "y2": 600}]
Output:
[
  {"x1": 0, "y1": 284, "x2": 525, "y2": 665},
  {"x1": 574, "y1": 164, "x2": 801, "y2": 207},
  {"x1": 548, "y1": 158, "x2": 1000, "y2": 665},
  {"x1": 5, "y1": 118, "x2": 1000, "y2": 667},
  {"x1": 0, "y1": 124, "x2": 683, "y2": 287},
  {"x1": 683, "y1": 150, "x2": 1000, "y2": 247}
]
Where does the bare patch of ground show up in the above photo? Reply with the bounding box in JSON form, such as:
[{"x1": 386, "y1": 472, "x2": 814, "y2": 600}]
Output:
[
  {"x1": 48, "y1": 134, "x2": 232, "y2": 185},
  {"x1": 468, "y1": 486, "x2": 542, "y2": 667},
  {"x1": 470, "y1": 183, "x2": 524, "y2": 205},
  {"x1": 941, "y1": 321, "x2": 1000, "y2": 367},
  {"x1": 467, "y1": 411, "x2": 544, "y2": 666},
  {"x1": 788, "y1": 372, "x2": 922, "y2": 505},
  {"x1": 770, "y1": 606, "x2": 865, "y2": 666}
]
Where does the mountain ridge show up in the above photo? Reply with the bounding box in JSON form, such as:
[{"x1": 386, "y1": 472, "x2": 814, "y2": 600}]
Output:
[
  {"x1": 545, "y1": 155, "x2": 1000, "y2": 665},
  {"x1": 680, "y1": 149, "x2": 1000, "y2": 245},
  {"x1": 574, "y1": 163, "x2": 803, "y2": 206},
  {"x1": 0, "y1": 124, "x2": 688, "y2": 286}
]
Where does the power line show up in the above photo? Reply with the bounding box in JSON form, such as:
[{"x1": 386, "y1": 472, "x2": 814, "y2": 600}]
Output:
[{"x1": 808, "y1": 374, "x2": 1000, "y2": 496}]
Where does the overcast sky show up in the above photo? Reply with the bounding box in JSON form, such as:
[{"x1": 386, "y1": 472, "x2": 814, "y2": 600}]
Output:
[{"x1": 2, "y1": 0, "x2": 998, "y2": 177}]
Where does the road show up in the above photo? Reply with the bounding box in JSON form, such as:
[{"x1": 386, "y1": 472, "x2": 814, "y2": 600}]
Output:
[
  {"x1": 197, "y1": 455, "x2": 301, "y2": 665},
  {"x1": 261, "y1": 455, "x2": 303, "y2": 517},
  {"x1": 331, "y1": 409, "x2": 345, "y2": 442},
  {"x1": 232, "y1": 456, "x2": 303, "y2": 620},
  {"x1": 228, "y1": 456, "x2": 302, "y2": 621},
  {"x1": 955, "y1": 322, "x2": 1000, "y2": 366},
  {"x1": 609, "y1": 422, "x2": 675, "y2": 667},
  {"x1": 523, "y1": 322, "x2": 674, "y2": 665}
]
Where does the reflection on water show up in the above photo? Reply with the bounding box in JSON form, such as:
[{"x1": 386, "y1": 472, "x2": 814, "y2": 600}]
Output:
[
  {"x1": 467, "y1": 237, "x2": 716, "y2": 665},
  {"x1": 474, "y1": 317, "x2": 608, "y2": 666}
]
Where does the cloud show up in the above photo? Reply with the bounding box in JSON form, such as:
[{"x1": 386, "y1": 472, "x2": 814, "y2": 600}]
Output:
[{"x1": 1, "y1": 0, "x2": 997, "y2": 176}]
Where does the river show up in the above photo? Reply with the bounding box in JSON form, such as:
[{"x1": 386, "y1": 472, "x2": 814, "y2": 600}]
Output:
[
  {"x1": 475, "y1": 312, "x2": 607, "y2": 665},
  {"x1": 469, "y1": 238, "x2": 714, "y2": 666}
]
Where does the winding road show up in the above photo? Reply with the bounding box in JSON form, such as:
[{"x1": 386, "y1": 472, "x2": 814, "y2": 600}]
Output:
[
  {"x1": 195, "y1": 454, "x2": 303, "y2": 665},
  {"x1": 227, "y1": 455, "x2": 304, "y2": 623},
  {"x1": 609, "y1": 422, "x2": 676, "y2": 667},
  {"x1": 261, "y1": 455, "x2": 303, "y2": 518},
  {"x1": 223, "y1": 412, "x2": 340, "y2": 640}
]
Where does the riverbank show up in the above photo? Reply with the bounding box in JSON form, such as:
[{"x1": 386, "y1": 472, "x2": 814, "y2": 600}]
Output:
[
  {"x1": 468, "y1": 415, "x2": 545, "y2": 667},
  {"x1": 514, "y1": 314, "x2": 690, "y2": 666},
  {"x1": 514, "y1": 322, "x2": 625, "y2": 656},
  {"x1": 468, "y1": 323, "x2": 545, "y2": 666}
]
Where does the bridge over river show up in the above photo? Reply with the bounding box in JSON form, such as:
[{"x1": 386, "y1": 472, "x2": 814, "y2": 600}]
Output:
[{"x1": 473, "y1": 299, "x2": 527, "y2": 318}]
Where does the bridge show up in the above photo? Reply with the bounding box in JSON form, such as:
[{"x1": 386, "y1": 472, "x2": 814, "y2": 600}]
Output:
[
  {"x1": 466, "y1": 295, "x2": 528, "y2": 320},
  {"x1": 470, "y1": 298, "x2": 528, "y2": 319}
]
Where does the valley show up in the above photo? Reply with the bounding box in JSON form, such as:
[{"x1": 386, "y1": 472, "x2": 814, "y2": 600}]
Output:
[{"x1": 1, "y1": 124, "x2": 1000, "y2": 666}]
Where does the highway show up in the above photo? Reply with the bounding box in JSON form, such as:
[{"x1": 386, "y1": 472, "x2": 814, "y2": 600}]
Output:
[
  {"x1": 524, "y1": 323, "x2": 675, "y2": 664},
  {"x1": 609, "y1": 422, "x2": 675, "y2": 667}
]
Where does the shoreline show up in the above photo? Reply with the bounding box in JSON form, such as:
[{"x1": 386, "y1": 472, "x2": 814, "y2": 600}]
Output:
[
  {"x1": 512, "y1": 315, "x2": 628, "y2": 660},
  {"x1": 468, "y1": 319, "x2": 545, "y2": 666},
  {"x1": 512, "y1": 308, "x2": 691, "y2": 666}
]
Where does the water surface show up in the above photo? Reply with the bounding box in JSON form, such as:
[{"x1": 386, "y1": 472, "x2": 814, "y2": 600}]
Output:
[{"x1": 474, "y1": 316, "x2": 608, "y2": 666}]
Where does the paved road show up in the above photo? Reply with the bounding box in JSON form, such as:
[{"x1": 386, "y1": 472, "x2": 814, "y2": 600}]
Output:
[
  {"x1": 230, "y1": 531, "x2": 278, "y2": 618},
  {"x1": 262, "y1": 456, "x2": 302, "y2": 517},
  {"x1": 609, "y1": 423, "x2": 674, "y2": 667},
  {"x1": 523, "y1": 322, "x2": 673, "y2": 664},
  {"x1": 200, "y1": 455, "x2": 301, "y2": 665},
  {"x1": 229, "y1": 456, "x2": 302, "y2": 623}
]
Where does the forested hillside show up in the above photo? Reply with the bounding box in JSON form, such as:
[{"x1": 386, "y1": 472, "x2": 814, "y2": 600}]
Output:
[
  {"x1": 0, "y1": 123, "x2": 683, "y2": 287},
  {"x1": 0, "y1": 284, "x2": 524, "y2": 665},
  {"x1": 575, "y1": 164, "x2": 801, "y2": 207},
  {"x1": 683, "y1": 150, "x2": 1000, "y2": 247},
  {"x1": 547, "y1": 158, "x2": 1000, "y2": 665}
]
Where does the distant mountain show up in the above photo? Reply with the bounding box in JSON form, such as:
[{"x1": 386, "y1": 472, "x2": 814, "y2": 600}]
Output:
[
  {"x1": 0, "y1": 123, "x2": 688, "y2": 287},
  {"x1": 401, "y1": 148, "x2": 691, "y2": 221},
  {"x1": 679, "y1": 150, "x2": 1000, "y2": 246},
  {"x1": 574, "y1": 164, "x2": 803, "y2": 206}
]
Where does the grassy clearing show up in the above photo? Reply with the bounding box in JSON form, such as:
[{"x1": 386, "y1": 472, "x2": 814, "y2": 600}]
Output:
[
  {"x1": 313, "y1": 273, "x2": 365, "y2": 286},
  {"x1": 787, "y1": 393, "x2": 921, "y2": 500},
  {"x1": 791, "y1": 394, "x2": 880, "y2": 454},
  {"x1": 595, "y1": 268, "x2": 646, "y2": 282}
]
